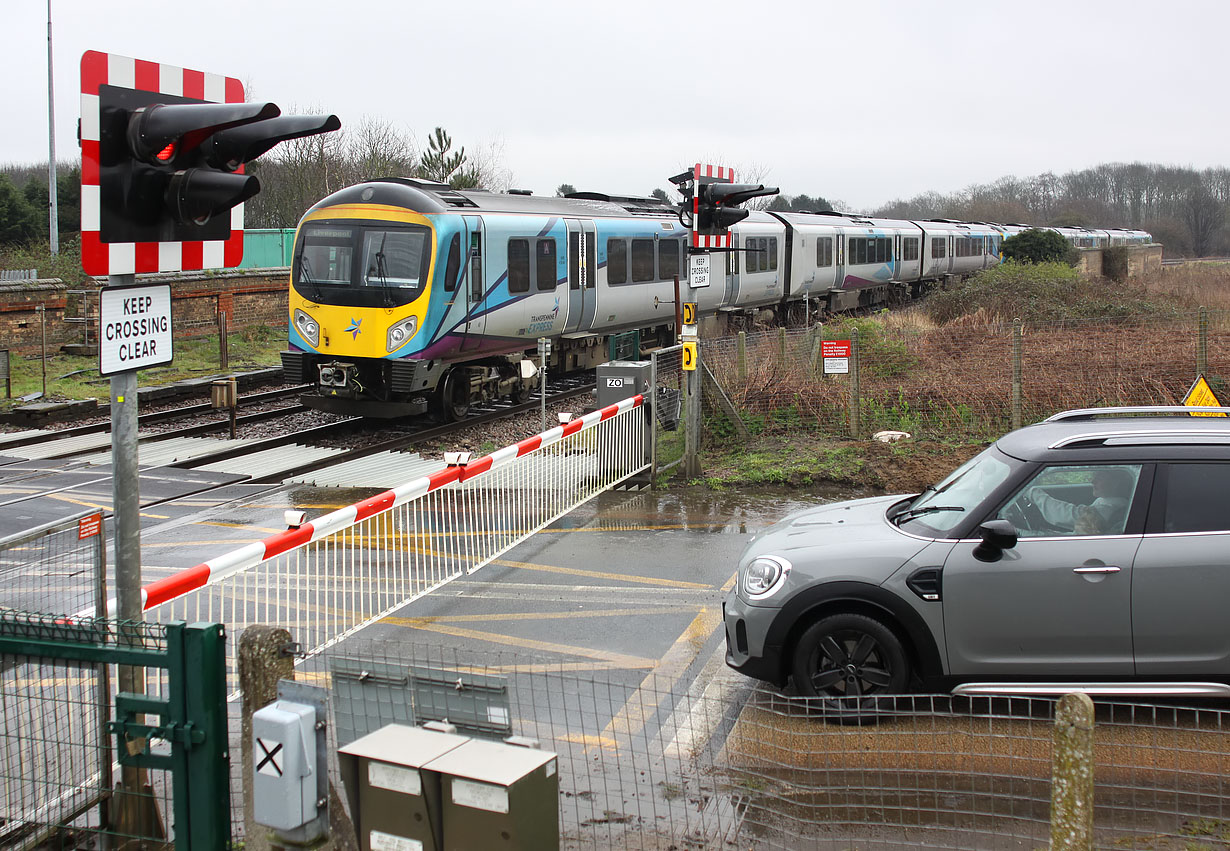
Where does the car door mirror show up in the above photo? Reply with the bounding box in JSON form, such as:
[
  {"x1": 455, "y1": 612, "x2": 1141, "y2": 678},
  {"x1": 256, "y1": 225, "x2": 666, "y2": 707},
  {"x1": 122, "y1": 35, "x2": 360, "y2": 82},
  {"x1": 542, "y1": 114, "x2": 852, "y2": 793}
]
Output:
[{"x1": 973, "y1": 519, "x2": 1018, "y2": 562}]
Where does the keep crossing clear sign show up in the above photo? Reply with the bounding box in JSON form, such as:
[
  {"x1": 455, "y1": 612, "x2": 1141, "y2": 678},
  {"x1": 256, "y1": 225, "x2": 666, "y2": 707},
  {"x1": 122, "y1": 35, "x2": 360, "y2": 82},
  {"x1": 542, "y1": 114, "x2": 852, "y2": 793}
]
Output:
[{"x1": 100, "y1": 284, "x2": 173, "y2": 375}]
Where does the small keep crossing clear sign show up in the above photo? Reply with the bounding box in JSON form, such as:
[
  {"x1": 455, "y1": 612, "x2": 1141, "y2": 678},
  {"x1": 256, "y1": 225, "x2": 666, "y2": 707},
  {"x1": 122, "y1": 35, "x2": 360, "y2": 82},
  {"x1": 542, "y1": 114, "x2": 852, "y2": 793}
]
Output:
[
  {"x1": 688, "y1": 253, "x2": 710, "y2": 288},
  {"x1": 99, "y1": 284, "x2": 173, "y2": 375}
]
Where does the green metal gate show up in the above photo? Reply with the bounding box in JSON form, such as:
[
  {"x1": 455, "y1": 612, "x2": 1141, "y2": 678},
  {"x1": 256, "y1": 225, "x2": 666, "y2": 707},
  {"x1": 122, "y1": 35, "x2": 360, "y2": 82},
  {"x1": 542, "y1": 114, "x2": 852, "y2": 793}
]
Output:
[{"x1": 0, "y1": 612, "x2": 230, "y2": 849}]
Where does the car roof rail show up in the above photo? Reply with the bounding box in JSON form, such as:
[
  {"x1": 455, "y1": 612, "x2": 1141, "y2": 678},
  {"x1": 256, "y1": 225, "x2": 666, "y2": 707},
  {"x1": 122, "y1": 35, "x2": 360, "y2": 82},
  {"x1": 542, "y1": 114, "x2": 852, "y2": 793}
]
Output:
[
  {"x1": 1044, "y1": 406, "x2": 1230, "y2": 422},
  {"x1": 1049, "y1": 428, "x2": 1230, "y2": 449}
]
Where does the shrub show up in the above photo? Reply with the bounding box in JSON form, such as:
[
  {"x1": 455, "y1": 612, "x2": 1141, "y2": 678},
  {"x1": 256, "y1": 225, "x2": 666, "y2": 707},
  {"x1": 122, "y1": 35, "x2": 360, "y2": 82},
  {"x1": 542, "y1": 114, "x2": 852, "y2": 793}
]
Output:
[
  {"x1": 1103, "y1": 246, "x2": 1129, "y2": 283},
  {"x1": 1002, "y1": 228, "x2": 1073, "y2": 264}
]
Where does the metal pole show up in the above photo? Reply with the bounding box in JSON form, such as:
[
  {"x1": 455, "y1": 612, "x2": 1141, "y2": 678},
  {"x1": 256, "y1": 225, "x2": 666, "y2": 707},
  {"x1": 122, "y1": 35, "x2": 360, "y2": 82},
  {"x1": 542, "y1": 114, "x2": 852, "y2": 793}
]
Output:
[
  {"x1": 649, "y1": 351, "x2": 658, "y2": 484},
  {"x1": 538, "y1": 338, "x2": 548, "y2": 433},
  {"x1": 684, "y1": 345, "x2": 702, "y2": 479},
  {"x1": 1012, "y1": 318, "x2": 1023, "y2": 430},
  {"x1": 849, "y1": 327, "x2": 860, "y2": 438},
  {"x1": 46, "y1": 0, "x2": 58, "y2": 255},
  {"x1": 39, "y1": 305, "x2": 47, "y2": 397}
]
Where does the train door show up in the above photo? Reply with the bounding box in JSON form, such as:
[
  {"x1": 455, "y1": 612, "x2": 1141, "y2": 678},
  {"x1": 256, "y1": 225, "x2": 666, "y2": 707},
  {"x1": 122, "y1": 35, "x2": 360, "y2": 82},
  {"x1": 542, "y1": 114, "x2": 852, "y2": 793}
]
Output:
[
  {"x1": 835, "y1": 233, "x2": 846, "y2": 288},
  {"x1": 565, "y1": 219, "x2": 597, "y2": 333},
  {"x1": 726, "y1": 232, "x2": 739, "y2": 304},
  {"x1": 461, "y1": 216, "x2": 486, "y2": 351}
]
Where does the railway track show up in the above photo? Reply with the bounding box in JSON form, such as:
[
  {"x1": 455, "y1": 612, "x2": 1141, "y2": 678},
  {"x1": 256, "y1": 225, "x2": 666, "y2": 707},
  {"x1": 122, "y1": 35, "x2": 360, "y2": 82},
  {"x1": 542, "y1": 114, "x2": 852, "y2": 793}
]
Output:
[{"x1": 0, "y1": 375, "x2": 601, "y2": 493}]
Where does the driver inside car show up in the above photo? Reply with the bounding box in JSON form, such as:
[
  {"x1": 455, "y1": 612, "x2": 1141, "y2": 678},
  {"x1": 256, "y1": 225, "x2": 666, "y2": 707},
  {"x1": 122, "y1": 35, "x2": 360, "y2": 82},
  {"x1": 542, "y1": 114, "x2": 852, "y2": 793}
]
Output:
[{"x1": 1031, "y1": 467, "x2": 1133, "y2": 535}]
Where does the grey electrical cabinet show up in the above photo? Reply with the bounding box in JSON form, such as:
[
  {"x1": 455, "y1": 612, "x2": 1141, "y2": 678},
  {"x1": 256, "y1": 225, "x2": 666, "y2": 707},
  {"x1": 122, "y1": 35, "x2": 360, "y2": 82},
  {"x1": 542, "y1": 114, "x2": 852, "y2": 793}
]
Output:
[
  {"x1": 337, "y1": 723, "x2": 470, "y2": 851},
  {"x1": 595, "y1": 360, "x2": 652, "y2": 408},
  {"x1": 427, "y1": 737, "x2": 559, "y2": 850}
]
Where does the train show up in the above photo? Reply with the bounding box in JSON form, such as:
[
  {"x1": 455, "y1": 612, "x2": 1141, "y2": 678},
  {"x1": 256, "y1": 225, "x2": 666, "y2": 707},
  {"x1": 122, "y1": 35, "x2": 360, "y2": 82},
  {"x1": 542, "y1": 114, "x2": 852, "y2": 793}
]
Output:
[{"x1": 278, "y1": 176, "x2": 1152, "y2": 419}]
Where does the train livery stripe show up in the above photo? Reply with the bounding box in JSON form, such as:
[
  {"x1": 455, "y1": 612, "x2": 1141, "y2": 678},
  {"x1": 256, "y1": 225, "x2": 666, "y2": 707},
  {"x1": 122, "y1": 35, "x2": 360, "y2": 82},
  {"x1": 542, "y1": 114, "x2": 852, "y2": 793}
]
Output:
[{"x1": 141, "y1": 394, "x2": 644, "y2": 612}]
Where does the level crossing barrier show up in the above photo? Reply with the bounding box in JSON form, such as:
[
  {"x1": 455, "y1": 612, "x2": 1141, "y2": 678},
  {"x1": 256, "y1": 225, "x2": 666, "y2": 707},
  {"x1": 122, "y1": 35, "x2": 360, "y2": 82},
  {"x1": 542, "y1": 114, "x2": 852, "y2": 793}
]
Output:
[{"x1": 139, "y1": 394, "x2": 648, "y2": 690}]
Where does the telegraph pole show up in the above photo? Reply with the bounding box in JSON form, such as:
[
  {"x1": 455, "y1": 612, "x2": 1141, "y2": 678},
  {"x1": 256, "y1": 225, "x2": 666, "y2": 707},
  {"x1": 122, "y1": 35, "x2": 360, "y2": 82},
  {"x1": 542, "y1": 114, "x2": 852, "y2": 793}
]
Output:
[{"x1": 46, "y1": 0, "x2": 58, "y2": 254}]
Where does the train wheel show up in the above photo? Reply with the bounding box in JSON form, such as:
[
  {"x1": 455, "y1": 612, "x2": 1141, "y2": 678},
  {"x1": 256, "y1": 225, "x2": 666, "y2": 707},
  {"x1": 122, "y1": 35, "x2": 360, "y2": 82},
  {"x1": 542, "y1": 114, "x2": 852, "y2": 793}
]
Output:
[{"x1": 432, "y1": 369, "x2": 471, "y2": 422}]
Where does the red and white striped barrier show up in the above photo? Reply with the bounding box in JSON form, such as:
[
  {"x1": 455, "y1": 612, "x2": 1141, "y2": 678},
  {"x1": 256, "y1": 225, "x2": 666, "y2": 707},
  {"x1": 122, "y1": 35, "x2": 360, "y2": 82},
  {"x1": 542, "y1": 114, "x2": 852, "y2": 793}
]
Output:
[{"x1": 141, "y1": 394, "x2": 644, "y2": 612}]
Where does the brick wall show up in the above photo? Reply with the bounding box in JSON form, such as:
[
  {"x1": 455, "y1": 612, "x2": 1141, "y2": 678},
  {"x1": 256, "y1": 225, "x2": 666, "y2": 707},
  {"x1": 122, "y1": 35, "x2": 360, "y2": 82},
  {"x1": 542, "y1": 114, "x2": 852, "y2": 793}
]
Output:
[
  {"x1": 0, "y1": 269, "x2": 289, "y2": 356},
  {"x1": 1075, "y1": 244, "x2": 1163, "y2": 279}
]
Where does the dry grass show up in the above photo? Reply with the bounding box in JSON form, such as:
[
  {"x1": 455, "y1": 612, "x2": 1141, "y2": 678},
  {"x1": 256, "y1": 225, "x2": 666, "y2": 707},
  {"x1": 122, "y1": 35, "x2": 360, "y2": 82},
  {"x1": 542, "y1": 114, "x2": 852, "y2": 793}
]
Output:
[{"x1": 703, "y1": 264, "x2": 1230, "y2": 442}]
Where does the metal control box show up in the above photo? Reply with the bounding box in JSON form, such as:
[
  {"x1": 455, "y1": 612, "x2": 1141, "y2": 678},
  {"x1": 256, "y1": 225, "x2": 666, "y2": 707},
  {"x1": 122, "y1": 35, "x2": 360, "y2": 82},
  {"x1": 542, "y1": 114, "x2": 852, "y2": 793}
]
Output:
[
  {"x1": 252, "y1": 699, "x2": 318, "y2": 832},
  {"x1": 595, "y1": 360, "x2": 651, "y2": 408},
  {"x1": 337, "y1": 723, "x2": 470, "y2": 851},
  {"x1": 426, "y1": 737, "x2": 559, "y2": 850}
]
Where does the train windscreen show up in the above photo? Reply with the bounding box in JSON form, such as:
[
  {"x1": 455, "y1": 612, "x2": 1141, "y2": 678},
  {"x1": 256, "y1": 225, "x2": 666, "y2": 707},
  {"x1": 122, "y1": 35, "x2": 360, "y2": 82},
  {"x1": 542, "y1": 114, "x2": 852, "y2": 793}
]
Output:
[{"x1": 292, "y1": 221, "x2": 432, "y2": 308}]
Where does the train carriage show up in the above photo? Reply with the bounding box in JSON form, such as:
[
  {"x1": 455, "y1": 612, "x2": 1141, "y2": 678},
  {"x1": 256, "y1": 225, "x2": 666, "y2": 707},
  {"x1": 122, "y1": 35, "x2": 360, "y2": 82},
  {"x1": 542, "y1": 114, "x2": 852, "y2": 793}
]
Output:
[{"x1": 283, "y1": 175, "x2": 1152, "y2": 419}]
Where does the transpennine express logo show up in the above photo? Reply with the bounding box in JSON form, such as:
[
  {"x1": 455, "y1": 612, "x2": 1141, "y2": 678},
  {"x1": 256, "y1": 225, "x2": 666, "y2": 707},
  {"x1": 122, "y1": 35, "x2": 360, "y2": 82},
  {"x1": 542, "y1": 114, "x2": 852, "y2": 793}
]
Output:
[{"x1": 346, "y1": 318, "x2": 362, "y2": 340}]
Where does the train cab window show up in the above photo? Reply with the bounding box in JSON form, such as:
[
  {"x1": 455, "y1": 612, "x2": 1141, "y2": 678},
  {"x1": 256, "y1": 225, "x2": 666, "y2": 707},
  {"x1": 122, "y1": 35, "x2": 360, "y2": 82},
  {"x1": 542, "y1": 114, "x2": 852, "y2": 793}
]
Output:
[
  {"x1": 536, "y1": 238, "x2": 557, "y2": 290},
  {"x1": 444, "y1": 233, "x2": 461, "y2": 293},
  {"x1": 508, "y1": 238, "x2": 530, "y2": 293},
  {"x1": 903, "y1": 237, "x2": 919, "y2": 262},
  {"x1": 607, "y1": 238, "x2": 627, "y2": 285},
  {"x1": 817, "y1": 237, "x2": 833, "y2": 267},
  {"x1": 361, "y1": 229, "x2": 429, "y2": 290},
  {"x1": 931, "y1": 239, "x2": 946, "y2": 259},
  {"x1": 659, "y1": 239, "x2": 681, "y2": 281},
  {"x1": 631, "y1": 239, "x2": 655, "y2": 283}
]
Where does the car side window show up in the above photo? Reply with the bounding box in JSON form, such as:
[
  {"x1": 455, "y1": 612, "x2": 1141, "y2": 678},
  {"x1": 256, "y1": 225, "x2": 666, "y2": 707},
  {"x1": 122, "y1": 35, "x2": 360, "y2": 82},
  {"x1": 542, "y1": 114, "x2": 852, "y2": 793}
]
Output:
[
  {"x1": 1161, "y1": 463, "x2": 1230, "y2": 533},
  {"x1": 998, "y1": 464, "x2": 1142, "y2": 538}
]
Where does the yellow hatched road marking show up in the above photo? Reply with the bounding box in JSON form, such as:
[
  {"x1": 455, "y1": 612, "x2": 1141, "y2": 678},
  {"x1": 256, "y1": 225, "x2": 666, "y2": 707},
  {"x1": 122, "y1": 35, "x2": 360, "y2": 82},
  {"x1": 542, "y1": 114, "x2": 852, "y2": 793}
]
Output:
[
  {"x1": 489, "y1": 558, "x2": 710, "y2": 589},
  {"x1": 389, "y1": 606, "x2": 695, "y2": 625},
  {"x1": 380, "y1": 618, "x2": 656, "y2": 669}
]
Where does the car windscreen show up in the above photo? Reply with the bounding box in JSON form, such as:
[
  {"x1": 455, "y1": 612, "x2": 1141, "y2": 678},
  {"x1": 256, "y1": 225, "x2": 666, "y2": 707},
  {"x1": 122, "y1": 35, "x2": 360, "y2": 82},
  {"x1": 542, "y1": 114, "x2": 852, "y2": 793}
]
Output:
[
  {"x1": 894, "y1": 446, "x2": 1018, "y2": 537},
  {"x1": 292, "y1": 221, "x2": 432, "y2": 308}
]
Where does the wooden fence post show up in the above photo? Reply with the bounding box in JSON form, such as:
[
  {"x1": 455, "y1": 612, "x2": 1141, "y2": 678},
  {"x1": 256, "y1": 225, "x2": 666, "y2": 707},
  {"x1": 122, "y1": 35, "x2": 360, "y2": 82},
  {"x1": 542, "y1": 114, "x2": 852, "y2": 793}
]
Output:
[{"x1": 1050, "y1": 692, "x2": 1095, "y2": 851}]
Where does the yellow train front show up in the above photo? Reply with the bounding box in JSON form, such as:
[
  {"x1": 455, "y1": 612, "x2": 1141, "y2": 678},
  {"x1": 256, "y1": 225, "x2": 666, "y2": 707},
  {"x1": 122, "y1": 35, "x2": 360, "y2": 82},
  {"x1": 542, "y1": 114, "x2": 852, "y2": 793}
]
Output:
[{"x1": 280, "y1": 177, "x2": 549, "y2": 420}]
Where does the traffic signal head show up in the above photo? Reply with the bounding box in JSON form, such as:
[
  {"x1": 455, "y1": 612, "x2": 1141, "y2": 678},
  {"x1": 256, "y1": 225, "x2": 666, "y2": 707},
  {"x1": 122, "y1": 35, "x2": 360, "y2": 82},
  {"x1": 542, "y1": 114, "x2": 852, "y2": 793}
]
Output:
[
  {"x1": 695, "y1": 182, "x2": 779, "y2": 236},
  {"x1": 85, "y1": 52, "x2": 341, "y2": 267}
]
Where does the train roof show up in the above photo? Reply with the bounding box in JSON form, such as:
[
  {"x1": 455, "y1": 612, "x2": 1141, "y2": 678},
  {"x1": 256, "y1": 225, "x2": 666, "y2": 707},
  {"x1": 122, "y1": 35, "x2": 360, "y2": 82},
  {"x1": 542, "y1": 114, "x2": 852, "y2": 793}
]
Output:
[{"x1": 307, "y1": 178, "x2": 681, "y2": 220}]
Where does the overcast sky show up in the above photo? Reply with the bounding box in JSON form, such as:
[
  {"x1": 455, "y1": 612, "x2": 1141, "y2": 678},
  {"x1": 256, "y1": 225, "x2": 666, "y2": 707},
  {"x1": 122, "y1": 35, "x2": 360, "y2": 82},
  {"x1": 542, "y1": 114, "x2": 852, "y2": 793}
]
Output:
[{"x1": 6, "y1": 0, "x2": 1228, "y2": 210}]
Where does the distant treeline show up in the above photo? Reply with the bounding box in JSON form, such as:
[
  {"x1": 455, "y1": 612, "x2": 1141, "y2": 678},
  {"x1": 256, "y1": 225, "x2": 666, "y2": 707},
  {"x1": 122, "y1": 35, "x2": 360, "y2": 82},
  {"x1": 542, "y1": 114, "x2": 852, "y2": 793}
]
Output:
[{"x1": 1, "y1": 149, "x2": 1226, "y2": 258}]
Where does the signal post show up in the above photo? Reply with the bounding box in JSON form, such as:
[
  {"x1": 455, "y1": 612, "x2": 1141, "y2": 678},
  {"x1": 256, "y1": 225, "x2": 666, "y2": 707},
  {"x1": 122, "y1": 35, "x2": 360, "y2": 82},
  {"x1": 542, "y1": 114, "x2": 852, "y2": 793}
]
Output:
[
  {"x1": 669, "y1": 164, "x2": 777, "y2": 478},
  {"x1": 80, "y1": 50, "x2": 339, "y2": 838}
]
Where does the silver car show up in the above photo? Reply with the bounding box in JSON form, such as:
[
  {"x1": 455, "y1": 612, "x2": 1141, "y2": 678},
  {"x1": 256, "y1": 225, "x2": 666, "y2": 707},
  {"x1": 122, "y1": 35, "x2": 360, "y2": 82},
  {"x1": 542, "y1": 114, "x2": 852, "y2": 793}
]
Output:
[{"x1": 723, "y1": 406, "x2": 1230, "y2": 719}]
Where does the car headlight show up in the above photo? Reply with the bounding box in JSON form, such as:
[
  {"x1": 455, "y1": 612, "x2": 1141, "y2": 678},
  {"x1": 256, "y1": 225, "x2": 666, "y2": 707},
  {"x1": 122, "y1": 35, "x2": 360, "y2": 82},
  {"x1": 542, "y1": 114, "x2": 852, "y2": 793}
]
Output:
[
  {"x1": 740, "y1": 555, "x2": 791, "y2": 599},
  {"x1": 294, "y1": 309, "x2": 320, "y2": 347},
  {"x1": 387, "y1": 315, "x2": 419, "y2": 352}
]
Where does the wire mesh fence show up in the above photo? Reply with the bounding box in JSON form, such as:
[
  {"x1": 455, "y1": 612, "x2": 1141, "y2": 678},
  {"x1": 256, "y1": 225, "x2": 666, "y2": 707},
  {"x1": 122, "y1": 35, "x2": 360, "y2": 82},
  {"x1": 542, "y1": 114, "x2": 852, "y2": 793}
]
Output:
[
  {"x1": 237, "y1": 638, "x2": 1230, "y2": 851},
  {"x1": 699, "y1": 310, "x2": 1230, "y2": 443},
  {"x1": 0, "y1": 614, "x2": 174, "y2": 850},
  {"x1": 0, "y1": 511, "x2": 106, "y2": 631}
]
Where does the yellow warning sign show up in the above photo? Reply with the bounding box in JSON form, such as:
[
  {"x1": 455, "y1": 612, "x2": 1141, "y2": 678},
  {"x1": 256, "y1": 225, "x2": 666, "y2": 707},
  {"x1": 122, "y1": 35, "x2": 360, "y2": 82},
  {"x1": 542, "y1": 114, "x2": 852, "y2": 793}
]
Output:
[
  {"x1": 682, "y1": 341, "x2": 697, "y2": 371},
  {"x1": 1183, "y1": 375, "x2": 1225, "y2": 416}
]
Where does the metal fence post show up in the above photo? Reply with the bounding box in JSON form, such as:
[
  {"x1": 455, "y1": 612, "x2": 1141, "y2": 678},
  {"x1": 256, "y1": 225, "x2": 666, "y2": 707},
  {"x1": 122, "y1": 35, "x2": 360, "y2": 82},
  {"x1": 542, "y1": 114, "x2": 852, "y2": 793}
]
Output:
[
  {"x1": 1050, "y1": 691, "x2": 1095, "y2": 851},
  {"x1": 1198, "y1": 306, "x2": 1208, "y2": 378},
  {"x1": 849, "y1": 327, "x2": 860, "y2": 438},
  {"x1": 1012, "y1": 318, "x2": 1023, "y2": 430},
  {"x1": 650, "y1": 351, "x2": 658, "y2": 483},
  {"x1": 240, "y1": 625, "x2": 295, "y2": 851}
]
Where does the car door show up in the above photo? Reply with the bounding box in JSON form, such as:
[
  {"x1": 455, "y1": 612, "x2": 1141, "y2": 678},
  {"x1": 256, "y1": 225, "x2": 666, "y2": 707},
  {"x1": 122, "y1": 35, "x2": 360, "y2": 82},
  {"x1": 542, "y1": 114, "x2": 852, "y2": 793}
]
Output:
[
  {"x1": 1133, "y1": 462, "x2": 1230, "y2": 676},
  {"x1": 941, "y1": 463, "x2": 1147, "y2": 678}
]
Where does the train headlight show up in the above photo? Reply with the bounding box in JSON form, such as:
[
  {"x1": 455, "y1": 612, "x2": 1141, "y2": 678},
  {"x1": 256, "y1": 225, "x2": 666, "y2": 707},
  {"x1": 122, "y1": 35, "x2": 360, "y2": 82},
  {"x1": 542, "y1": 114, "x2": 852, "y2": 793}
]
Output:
[
  {"x1": 294, "y1": 309, "x2": 320, "y2": 347},
  {"x1": 387, "y1": 315, "x2": 419, "y2": 352}
]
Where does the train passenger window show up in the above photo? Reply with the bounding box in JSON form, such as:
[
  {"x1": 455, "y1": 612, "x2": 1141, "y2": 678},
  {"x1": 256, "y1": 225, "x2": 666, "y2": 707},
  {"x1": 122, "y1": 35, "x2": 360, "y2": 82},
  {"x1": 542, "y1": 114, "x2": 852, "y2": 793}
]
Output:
[
  {"x1": 850, "y1": 238, "x2": 866, "y2": 265},
  {"x1": 444, "y1": 233, "x2": 461, "y2": 292},
  {"x1": 768, "y1": 238, "x2": 778, "y2": 271},
  {"x1": 659, "y1": 239, "x2": 680, "y2": 281},
  {"x1": 903, "y1": 238, "x2": 919, "y2": 262},
  {"x1": 817, "y1": 237, "x2": 833, "y2": 267},
  {"x1": 607, "y1": 239, "x2": 627, "y2": 285},
  {"x1": 632, "y1": 239, "x2": 655, "y2": 283},
  {"x1": 745, "y1": 238, "x2": 762, "y2": 273},
  {"x1": 536, "y1": 238, "x2": 557, "y2": 290},
  {"x1": 508, "y1": 239, "x2": 530, "y2": 293},
  {"x1": 931, "y1": 239, "x2": 946, "y2": 259}
]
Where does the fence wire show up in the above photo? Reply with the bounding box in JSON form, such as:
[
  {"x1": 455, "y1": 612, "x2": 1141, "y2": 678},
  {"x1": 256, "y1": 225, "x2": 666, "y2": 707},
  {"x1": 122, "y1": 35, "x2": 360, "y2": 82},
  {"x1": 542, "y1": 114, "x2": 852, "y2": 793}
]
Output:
[
  {"x1": 0, "y1": 512, "x2": 105, "y2": 619},
  {"x1": 700, "y1": 310, "x2": 1230, "y2": 443},
  {"x1": 261, "y1": 640, "x2": 1230, "y2": 851}
]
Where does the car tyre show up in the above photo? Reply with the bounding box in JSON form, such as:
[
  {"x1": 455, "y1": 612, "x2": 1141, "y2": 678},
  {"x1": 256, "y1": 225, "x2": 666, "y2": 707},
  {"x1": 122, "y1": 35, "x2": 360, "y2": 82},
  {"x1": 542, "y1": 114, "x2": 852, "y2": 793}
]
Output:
[{"x1": 791, "y1": 613, "x2": 910, "y2": 725}]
